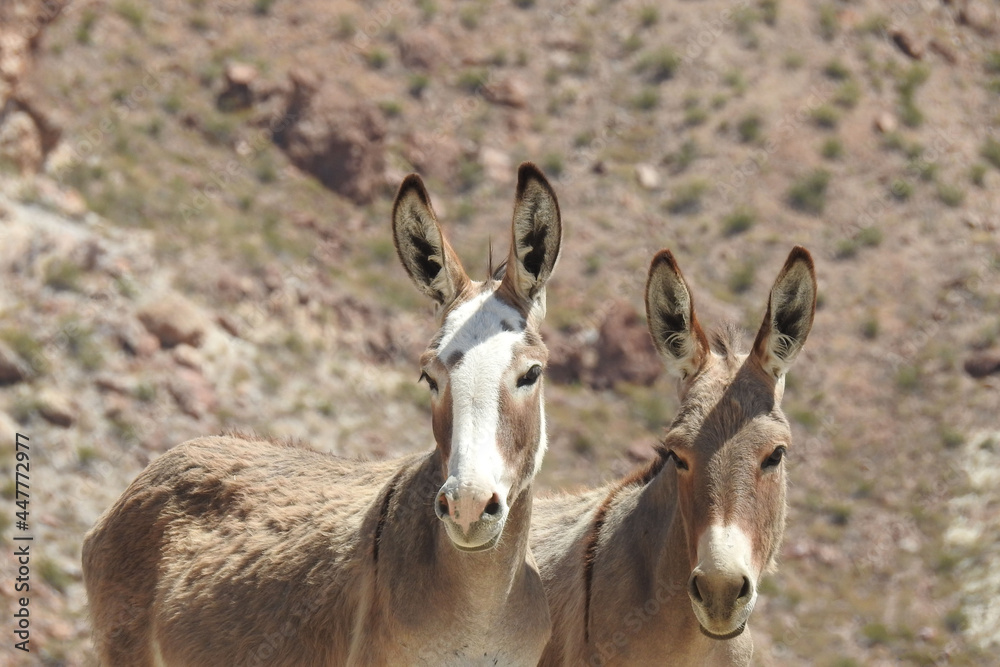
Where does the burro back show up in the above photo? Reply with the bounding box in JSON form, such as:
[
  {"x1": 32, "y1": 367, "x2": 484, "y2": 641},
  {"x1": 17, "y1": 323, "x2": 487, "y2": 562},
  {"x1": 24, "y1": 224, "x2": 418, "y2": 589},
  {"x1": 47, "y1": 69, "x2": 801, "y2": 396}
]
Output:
[
  {"x1": 82, "y1": 163, "x2": 561, "y2": 666},
  {"x1": 531, "y1": 247, "x2": 817, "y2": 667}
]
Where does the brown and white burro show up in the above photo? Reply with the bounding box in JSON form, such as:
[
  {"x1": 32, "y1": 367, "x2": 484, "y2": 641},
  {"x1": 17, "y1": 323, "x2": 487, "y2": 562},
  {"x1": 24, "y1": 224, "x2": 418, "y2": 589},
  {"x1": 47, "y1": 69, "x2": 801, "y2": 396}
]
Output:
[
  {"x1": 530, "y1": 247, "x2": 817, "y2": 666},
  {"x1": 82, "y1": 163, "x2": 562, "y2": 666}
]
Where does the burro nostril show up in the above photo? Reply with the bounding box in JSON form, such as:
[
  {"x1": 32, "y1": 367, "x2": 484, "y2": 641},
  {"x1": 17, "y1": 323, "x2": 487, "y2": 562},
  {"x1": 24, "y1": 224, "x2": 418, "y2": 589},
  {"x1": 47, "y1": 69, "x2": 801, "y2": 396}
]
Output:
[
  {"x1": 483, "y1": 492, "x2": 502, "y2": 519},
  {"x1": 435, "y1": 492, "x2": 449, "y2": 520},
  {"x1": 689, "y1": 575, "x2": 703, "y2": 603},
  {"x1": 738, "y1": 576, "x2": 751, "y2": 601}
]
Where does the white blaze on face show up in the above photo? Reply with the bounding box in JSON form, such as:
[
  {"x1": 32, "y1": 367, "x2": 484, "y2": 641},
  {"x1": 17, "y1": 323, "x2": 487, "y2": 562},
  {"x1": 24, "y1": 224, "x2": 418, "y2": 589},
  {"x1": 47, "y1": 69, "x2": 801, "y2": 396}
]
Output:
[{"x1": 437, "y1": 290, "x2": 527, "y2": 505}]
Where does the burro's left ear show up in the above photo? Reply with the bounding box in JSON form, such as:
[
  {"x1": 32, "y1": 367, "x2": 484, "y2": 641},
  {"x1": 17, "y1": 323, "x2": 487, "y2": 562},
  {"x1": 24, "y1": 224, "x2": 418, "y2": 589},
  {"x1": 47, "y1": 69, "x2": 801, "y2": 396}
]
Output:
[
  {"x1": 750, "y1": 246, "x2": 817, "y2": 380},
  {"x1": 502, "y1": 162, "x2": 562, "y2": 312}
]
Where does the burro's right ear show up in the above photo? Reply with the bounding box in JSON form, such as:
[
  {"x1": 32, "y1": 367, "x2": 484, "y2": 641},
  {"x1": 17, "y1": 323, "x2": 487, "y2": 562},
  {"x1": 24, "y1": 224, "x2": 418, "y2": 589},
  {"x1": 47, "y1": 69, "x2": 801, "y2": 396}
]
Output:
[
  {"x1": 645, "y1": 250, "x2": 710, "y2": 380},
  {"x1": 392, "y1": 174, "x2": 469, "y2": 305},
  {"x1": 502, "y1": 163, "x2": 562, "y2": 311},
  {"x1": 750, "y1": 246, "x2": 817, "y2": 380}
]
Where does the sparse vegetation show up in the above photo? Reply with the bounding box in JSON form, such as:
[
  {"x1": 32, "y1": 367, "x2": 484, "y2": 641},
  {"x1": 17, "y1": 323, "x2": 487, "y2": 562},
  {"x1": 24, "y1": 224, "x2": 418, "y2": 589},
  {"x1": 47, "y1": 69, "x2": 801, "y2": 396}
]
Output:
[
  {"x1": 44, "y1": 259, "x2": 83, "y2": 292},
  {"x1": 631, "y1": 87, "x2": 659, "y2": 111},
  {"x1": 836, "y1": 226, "x2": 882, "y2": 259},
  {"x1": 980, "y1": 137, "x2": 1000, "y2": 170},
  {"x1": 969, "y1": 163, "x2": 988, "y2": 186},
  {"x1": 821, "y1": 137, "x2": 843, "y2": 160},
  {"x1": 890, "y1": 179, "x2": 913, "y2": 201},
  {"x1": 636, "y1": 47, "x2": 681, "y2": 83},
  {"x1": 823, "y1": 59, "x2": 850, "y2": 80},
  {"x1": 665, "y1": 179, "x2": 708, "y2": 214},
  {"x1": 637, "y1": 6, "x2": 659, "y2": 28},
  {"x1": 408, "y1": 74, "x2": 429, "y2": 97},
  {"x1": 542, "y1": 153, "x2": 564, "y2": 178},
  {"x1": 897, "y1": 64, "x2": 930, "y2": 128},
  {"x1": 737, "y1": 113, "x2": 763, "y2": 143},
  {"x1": 936, "y1": 183, "x2": 965, "y2": 208},
  {"x1": 787, "y1": 169, "x2": 830, "y2": 215},
  {"x1": 722, "y1": 208, "x2": 755, "y2": 236},
  {"x1": 833, "y1": 79, "x2": 861, "y2": 108},
  {"x1": 76, "y1": 9, "x2": 98, "y2": 44},
  {"x1": 759, "y1": 0, "x2": 779, "y2": 26},
  {"x1": 860, "y1": 314, "x2": 879, "y2": 340},
  {"x1": 818, "y1": 4, "x2": 838, "y2": 41},
  {"x1": 810, "y1": 104, "x2": 840, "y2": 129},
  {"x1": 457, "y1": 68, "x2": 488, "y2": 93},
  {"x1": 114, "y1": 1, "x2": 146, "y2": 31},
  {"x1": 727, "y1": 261, "x2": 756, "y2": 294}
]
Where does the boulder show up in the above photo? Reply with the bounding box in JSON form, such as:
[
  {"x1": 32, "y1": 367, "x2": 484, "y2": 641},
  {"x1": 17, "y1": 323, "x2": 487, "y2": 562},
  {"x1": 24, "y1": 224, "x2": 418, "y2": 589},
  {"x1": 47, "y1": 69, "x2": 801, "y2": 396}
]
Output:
[
  {"x1": 964, "y1": 353, "x2": 1000, "y2": 379},
  {"x1": 890, "y1": 29, "x2": 923, "y2": 60},
  {"x1": 398, "y1": 28, "x2": 449, "y2": 70},
  {"x1": 217, "y1": 61, "x2": 258, "y2": 111},
  {"x1": 635, "y1": 163, "x2": 660, "y2": 190},
  {"x1": 0, "y1": 110, "x2": 43, "y2": 173},
  {"x1": 37, "y1": 389, "x2": 77, "y2": 427},
  {"x1": 483, "y1": 77, "x2": 528, "y2": 108},
  {"x1": 404, "y1": 131, "x2": 463, "y2": 182},
  {"x1": 274, "y1": 72, "x2": 387, "y2": 204},
  {"x1": 168, "y1": 367, "x2": 217, "y2": 419},
  {"x1": 591, "y1": 301, "x2": 661, "y2": 390},
  {"x1": 138, "y1": 292, "x2": 211, "y2": 348},
  {"x1": 0, "y1": 341, "x2": 30, "y2": 384}
]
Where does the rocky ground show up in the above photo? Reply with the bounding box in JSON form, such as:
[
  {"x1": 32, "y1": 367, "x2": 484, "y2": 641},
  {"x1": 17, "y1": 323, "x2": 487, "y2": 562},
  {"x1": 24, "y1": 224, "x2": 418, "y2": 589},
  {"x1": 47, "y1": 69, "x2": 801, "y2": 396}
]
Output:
[{"x1": 0, "y1": 0, "x2": 998, "y2": 664}]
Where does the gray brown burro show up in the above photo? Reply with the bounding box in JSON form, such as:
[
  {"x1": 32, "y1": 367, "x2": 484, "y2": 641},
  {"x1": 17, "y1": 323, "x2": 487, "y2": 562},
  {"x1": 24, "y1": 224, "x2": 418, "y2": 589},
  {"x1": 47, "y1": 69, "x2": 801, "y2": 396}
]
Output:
[{"x1": 83, "y1": 163, "x2": 816, "y2": 666}]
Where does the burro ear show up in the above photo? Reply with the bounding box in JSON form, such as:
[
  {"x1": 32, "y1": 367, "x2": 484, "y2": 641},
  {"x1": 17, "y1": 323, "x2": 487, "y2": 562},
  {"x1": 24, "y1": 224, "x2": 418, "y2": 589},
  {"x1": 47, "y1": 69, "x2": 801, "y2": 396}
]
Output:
[
  {"x1": 750, "y1": 246, "x2": 817, "y2": 380},
  {"x1": 645, "y1": 250, "x2": 710, "y2": 380},
  {"x1": 502, "y1": 162, "x2": 562, "y2": 311},
  {"x1": 392, "y1": 174, "x2": 469, "y2": 305}
]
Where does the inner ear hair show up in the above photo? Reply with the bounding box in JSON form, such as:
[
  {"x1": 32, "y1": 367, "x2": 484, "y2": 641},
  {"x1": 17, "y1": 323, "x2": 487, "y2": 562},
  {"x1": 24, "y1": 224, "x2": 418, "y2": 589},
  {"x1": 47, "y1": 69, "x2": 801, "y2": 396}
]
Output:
[
  {"x1": 752, "y1": 246, "x2": 817, "y2": 379},
  {"x1": 392, "y1": 174, "x2": 468, "y2": 304},
  {"x1": 645, "y1": 249, "x2": 709, "y2": 379},
  {"x1": 505, "y1": 162, "x2": 562, "y2": 304}
]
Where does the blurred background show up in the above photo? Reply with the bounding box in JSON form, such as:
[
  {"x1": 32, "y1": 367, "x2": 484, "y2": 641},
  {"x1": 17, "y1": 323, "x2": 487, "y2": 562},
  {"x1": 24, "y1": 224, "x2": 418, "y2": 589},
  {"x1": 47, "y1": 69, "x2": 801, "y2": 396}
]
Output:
[{"x1": 0, "y1": 0, "x2": 998, "y2": 664}]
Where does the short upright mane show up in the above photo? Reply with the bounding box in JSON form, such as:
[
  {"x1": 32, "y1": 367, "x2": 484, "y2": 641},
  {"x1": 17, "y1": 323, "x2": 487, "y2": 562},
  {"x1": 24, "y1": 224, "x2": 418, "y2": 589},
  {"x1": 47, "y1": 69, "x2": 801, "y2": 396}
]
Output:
[{"x1": 710, "y1": 323, "x2": 746, "y2": 360}]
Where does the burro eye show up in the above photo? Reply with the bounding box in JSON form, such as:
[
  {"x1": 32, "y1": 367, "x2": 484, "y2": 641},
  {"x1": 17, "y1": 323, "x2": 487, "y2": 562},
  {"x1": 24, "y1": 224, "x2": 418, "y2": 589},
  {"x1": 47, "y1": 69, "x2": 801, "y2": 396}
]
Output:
[
  {"x1": 516, "y1": 364, "x2": 543, "y2": 388},
  {"x1": 419, "y1": 371, "x2": 439, "y2": 393},
  {"x1": 762, "y1": 445, "x2": 787, "y2": 470},
  {"x1": 666, "y1": 449, "x2": 689, "y2": 471}
]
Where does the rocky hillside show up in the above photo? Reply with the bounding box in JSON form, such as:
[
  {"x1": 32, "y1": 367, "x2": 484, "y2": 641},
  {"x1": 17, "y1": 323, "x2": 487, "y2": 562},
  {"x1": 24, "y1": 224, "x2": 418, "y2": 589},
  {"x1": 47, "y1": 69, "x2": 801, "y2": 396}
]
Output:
[{"x1": 1, "y1": 0, "x2": 998, "y2": 664}]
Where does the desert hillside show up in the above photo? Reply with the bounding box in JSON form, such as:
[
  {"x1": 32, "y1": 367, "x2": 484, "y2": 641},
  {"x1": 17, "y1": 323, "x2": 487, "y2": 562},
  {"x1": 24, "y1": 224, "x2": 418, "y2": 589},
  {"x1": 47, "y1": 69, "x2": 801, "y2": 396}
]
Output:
[{"x1": 0, "y1": 0, "x2": 998, "y2": 664}]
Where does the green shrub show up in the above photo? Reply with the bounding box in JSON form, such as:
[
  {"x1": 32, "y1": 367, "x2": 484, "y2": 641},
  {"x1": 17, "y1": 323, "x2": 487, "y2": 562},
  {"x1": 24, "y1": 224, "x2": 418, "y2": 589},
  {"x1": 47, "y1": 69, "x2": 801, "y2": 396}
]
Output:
[
  {"x1": 638, "y1": 6, "x2": 659, "y2": 28},
  {"x1": 970, "y1": 163, "x2": 988, "y2": 186},
  {"x1": 936, "y1": 183, "x2": 964, "y2": 207},
  {"x1": 821, "y1": 137, "x2": 843, "y2": 160},
  {"x1": 834, "y1": 80, "x2": 861, "y2": 108},
  {"x1": 631, "y1": 87, "x2": 660, "y2": 110},
  {"x1": 890, "y1": 179, "x2": 913, "y2": 201},
  {"x1": 722, "y1": 208, "x2": 755, "y2": 236},
  {"x1": 636, "y1": 48, "x2": 681, "y2": 83},
  {"x1": 114, "y1": 1, "x2": 146, "y2": 30},
  {"x1": 728, "y1": 261, "x2": 756, "y2": 294},
  {"x1": 823, "y1": 59, "x2": 850, "y2": 80},
  {"x1": 737, "y1": 113, "x2": 763, "y2": 143},
  {"x1": 666, "y1": 180, "x2": 708, "y2": 214},
  {"x1": 759, "y1": 0, "x2": 779, "y2": 26},
  {"x1": 787, "y1": 169, "x2": 830, "y2": 214},
  {"x1": 980, "y1": 137, "x2": 1000, "y2": 169},
  {"x1": 818, "y1": 4, "x2": 837, "y2": 41},
  {"x1": 811, "y1": 104, "x2": 840, "y2": 129},
  {"x1": 542, "y1": 153, "x2": 565, "y2": 178}
]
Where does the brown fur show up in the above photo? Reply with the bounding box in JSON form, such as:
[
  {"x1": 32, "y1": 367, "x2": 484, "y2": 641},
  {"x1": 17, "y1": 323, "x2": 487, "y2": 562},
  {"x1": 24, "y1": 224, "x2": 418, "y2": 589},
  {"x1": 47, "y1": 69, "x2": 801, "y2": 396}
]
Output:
[
  {"x1": 83, "y1": 164, "x2": 563, "y2": 666},
  {"x1": 531, "y1": 248, "x2": 817, "y2": 666}
]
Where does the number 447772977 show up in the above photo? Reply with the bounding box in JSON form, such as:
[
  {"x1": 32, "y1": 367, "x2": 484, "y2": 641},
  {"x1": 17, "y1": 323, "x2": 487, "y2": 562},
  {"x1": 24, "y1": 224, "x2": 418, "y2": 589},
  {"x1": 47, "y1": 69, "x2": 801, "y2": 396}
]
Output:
[{"x1": 15, "y1": 434, "x2": 29, "y2": 531}]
